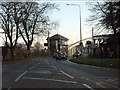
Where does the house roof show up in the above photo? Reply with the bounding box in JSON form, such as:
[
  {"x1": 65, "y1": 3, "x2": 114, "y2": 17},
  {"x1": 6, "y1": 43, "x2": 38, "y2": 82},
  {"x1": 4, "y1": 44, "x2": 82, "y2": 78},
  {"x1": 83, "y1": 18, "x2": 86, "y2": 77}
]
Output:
[{"x1": 49, "y1": 34, "x2": 68, "y2": 41}]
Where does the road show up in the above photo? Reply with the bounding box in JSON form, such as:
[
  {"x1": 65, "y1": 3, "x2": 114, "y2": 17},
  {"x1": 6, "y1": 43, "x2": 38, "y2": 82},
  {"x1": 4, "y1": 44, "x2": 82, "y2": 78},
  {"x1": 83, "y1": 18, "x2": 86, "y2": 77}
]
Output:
[{"x1": 2, "y1": 57, "x2": 120, "y2": 89}]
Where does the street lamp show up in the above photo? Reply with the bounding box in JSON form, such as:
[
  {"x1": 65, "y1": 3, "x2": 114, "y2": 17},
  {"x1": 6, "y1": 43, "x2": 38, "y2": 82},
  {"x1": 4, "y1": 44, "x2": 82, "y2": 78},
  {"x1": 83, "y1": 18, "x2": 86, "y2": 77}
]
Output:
[
  {"x1": 47, "y1": 31, "x2": 51, "y2": 56},
  {"x1": 66, "y1": 4, "x2": 83, "y2": 53}
]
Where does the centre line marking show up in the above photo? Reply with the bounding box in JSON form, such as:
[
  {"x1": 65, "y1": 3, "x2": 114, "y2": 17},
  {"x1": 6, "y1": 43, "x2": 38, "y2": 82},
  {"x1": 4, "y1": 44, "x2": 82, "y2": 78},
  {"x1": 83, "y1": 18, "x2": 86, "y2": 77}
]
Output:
[
  {"x1": 51, "y1": 65, "x2": 57, "y2": 70},
  {"x1": 59, "y1": 70, "x2": 74, "y2": 79},
  {"x1": 29, "y1": 67, "x2": 34, "y2": 70},
  {"x1": 29, "y1": 63, "x2": 40, "y2": 70},
  {"x1": 83, "y1": 84, "x2": 95, "y2": 90},
  {"x1": 15, "y1": 71, "x2": 28, "y2": 82},
  {"x1": 22, "y1": 77, "x2": 77, "y2": 84},
  {"x1": 45, "y1": 60, "x2": 50, "y2": 65}
]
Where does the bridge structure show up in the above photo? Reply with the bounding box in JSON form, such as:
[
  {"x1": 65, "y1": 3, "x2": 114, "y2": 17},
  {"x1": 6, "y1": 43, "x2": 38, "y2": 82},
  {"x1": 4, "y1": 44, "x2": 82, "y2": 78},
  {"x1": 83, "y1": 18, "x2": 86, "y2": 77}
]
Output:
[
  {"x1": 68, "y1": 34, "x2": 113, "y2": 57},
  {"x1": 68, "y1": 37, "x2": 92, "y2": 57}
]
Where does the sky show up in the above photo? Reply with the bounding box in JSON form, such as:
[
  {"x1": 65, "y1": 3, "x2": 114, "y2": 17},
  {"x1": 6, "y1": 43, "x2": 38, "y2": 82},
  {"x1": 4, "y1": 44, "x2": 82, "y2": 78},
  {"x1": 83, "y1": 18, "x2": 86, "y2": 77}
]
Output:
[
  {"x1": 0, "y1": 0, "x2": 94, "y2": 46},
  {"x1": 46, "y1": 1, "x2": 93, "y2": 45}
]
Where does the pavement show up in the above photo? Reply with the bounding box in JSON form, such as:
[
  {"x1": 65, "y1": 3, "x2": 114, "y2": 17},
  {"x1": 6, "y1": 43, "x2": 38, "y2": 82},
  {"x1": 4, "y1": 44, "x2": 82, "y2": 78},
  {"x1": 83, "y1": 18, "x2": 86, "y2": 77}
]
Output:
[{"x1": 2, "y1": 57, "x2": 120, "y2": 89}]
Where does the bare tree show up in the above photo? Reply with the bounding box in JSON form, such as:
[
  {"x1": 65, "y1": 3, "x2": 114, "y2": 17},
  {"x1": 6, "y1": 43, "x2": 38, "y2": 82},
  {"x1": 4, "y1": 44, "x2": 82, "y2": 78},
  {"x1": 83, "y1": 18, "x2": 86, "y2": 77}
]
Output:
[
  {"x1": 86, "y1": 2, "x2": 120, "y2": 57},
  {"x1": 0, "y1": 2, "x2": 59, "y2": 59},
  {"x1": 0, "y1": 2, "x2": 22, "y2": 59},
  {"x1": 86, "y1": 2, "x2": 120, "y2": 34},
  {"x1": 19, "y1": 2, "x2": 59, "y2": 50}
]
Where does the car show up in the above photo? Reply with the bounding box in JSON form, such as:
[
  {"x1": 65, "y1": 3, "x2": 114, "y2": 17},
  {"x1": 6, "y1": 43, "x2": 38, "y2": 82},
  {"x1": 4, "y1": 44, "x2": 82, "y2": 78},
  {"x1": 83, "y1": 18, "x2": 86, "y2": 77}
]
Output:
[
  {"x1": 55, "y1": 52, "x2": 67, "y2": 60},
  {"x1": 72, "y1": 51, "x2": 81, "y2": 58},
  {"x1": 53, "y1": 52, "x2": 59, "y2": 58}
]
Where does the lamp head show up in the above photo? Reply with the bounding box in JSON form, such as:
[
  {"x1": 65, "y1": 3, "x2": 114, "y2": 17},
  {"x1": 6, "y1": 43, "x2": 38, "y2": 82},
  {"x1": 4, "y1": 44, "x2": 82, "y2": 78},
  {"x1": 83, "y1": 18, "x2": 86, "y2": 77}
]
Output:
[{"x1": 66, "y1": 4, "x2": 70, "y2": 5}]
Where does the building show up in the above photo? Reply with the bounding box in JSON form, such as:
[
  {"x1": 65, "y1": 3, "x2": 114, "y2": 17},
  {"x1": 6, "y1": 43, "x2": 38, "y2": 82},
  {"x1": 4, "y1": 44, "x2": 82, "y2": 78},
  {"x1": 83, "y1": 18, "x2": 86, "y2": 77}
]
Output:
[{"x1": 47, "y1": 34, "x2": 69, "y2": 56}]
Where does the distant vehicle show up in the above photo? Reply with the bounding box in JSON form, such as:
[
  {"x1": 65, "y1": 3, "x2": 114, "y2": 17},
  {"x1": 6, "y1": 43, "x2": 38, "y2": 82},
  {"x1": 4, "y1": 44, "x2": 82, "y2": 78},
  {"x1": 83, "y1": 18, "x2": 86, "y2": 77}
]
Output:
[
  {"x1": 53, "y1": 52, "x2": 58, "y2": 58},
  {"x1": 54, "y1": 52, "x2": 67, "y2": 60},
  {"x1": 72, "y1": 51, "x2": 81, "y2": 58}
]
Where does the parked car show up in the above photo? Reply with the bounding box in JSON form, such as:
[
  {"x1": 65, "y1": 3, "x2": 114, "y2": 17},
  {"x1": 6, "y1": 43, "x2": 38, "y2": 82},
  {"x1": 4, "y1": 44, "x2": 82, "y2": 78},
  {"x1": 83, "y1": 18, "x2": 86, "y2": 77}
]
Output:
[
  {"x1": 72, "y1": 51, "x2": 81, "y2": 58},
  {"x1": 55, "y1": 52, "x2": 67, "y2": 60}
]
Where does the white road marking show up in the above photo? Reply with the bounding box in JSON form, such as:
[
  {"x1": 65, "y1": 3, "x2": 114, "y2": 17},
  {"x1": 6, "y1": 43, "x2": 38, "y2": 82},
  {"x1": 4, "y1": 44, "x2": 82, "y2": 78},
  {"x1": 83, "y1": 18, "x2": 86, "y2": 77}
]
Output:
[
  {"x1": 29, "y1": 67, "x2": 34, "y2": 70},
  {"x1": 106, "y1": 79, "x2": 118, "y2": 84},
  {"x1": 29, "y1": 63, "x2": 40, "y2": 70},
  {"x1": 7, "y1": 87, "x2": 12, "y2": 90},
  {"x1": 85, "y1": 77, "x2": 120, "y2": 89},
  {"x1": 50, "y1": 65, "x2": 57, "y2": 70},
  {"x1": 22, "y1": 77, "x2": 77, "y2": 84},
  {"x1": 89, "y1": 65, "x2": 101, "y2": 68},
  {"x1": 37, "y1": 63, "x2": 41, "y2": 65},
  {"x1": 59, "y1": 70, "x2": 74, "y2": 79},
  {"x1": 45, "y1": 60, "x2": 57, "y2": 69},
  {"x1": 83, "y1": 84, "x2": 95, "y2": 90},
  {"x1": 67, "y1": 60, "x2": 102, "y2": 69},
  {"x1": 15, "y1": 71, "x2": 28, "y2": 82},
  {"x1": 67, "y1": 60, "x2": 76, "y2": 64},
  {"x1": 96, "y1": 83, "x2": 106, "y2": 88},
  {"x1": 86, "y1": 78, "x2": 96, "y2": 83},
  {"x1": 45, "y1": 60, "x2": 50, "y2": 65},
  {"x1": 45, "y1": 60, "x2": 48, "y2": 63},
  {"x1": 101, "y1": 81, "x2": 120, "y2": 89},
  {"x1": 80, "y1": 64, "x2": 102, "y2": 69}
]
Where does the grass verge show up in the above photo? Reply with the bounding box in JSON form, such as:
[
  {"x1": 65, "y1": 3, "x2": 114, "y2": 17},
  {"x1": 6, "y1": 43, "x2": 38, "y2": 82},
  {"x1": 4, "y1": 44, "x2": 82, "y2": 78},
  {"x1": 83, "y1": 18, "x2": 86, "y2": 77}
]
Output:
[{"x1": 69, "y1": 57, "x2": 120, "y2": 69}]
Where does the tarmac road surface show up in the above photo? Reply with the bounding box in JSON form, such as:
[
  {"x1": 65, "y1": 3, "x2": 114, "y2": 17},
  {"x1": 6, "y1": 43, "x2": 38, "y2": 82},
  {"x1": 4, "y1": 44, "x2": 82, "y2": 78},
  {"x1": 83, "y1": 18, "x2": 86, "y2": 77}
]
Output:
[{"x1": 2, "y1": 57, "x2": 120, "y2": 89}]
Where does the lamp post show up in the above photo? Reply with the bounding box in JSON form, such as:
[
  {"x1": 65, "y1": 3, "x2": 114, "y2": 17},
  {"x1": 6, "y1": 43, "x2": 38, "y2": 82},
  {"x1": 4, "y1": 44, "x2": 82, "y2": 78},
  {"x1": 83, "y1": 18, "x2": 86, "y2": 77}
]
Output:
[
  {"x1": 48, "y1": 31, "x2": 50, "y2": 56},
  {"x1": 66, "y1": 4, "x2": 83, "y2": 53}
]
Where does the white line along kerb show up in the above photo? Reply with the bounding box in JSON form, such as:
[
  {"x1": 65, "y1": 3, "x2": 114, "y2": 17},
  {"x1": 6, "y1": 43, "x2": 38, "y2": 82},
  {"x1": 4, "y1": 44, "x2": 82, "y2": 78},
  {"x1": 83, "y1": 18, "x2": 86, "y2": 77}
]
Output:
[
  {"x1": 15, "y1": 71, "x2": 28, "y2": 82},
  {"x1": 59, "y1": 70, "x2": 74, "y2": 79}
]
